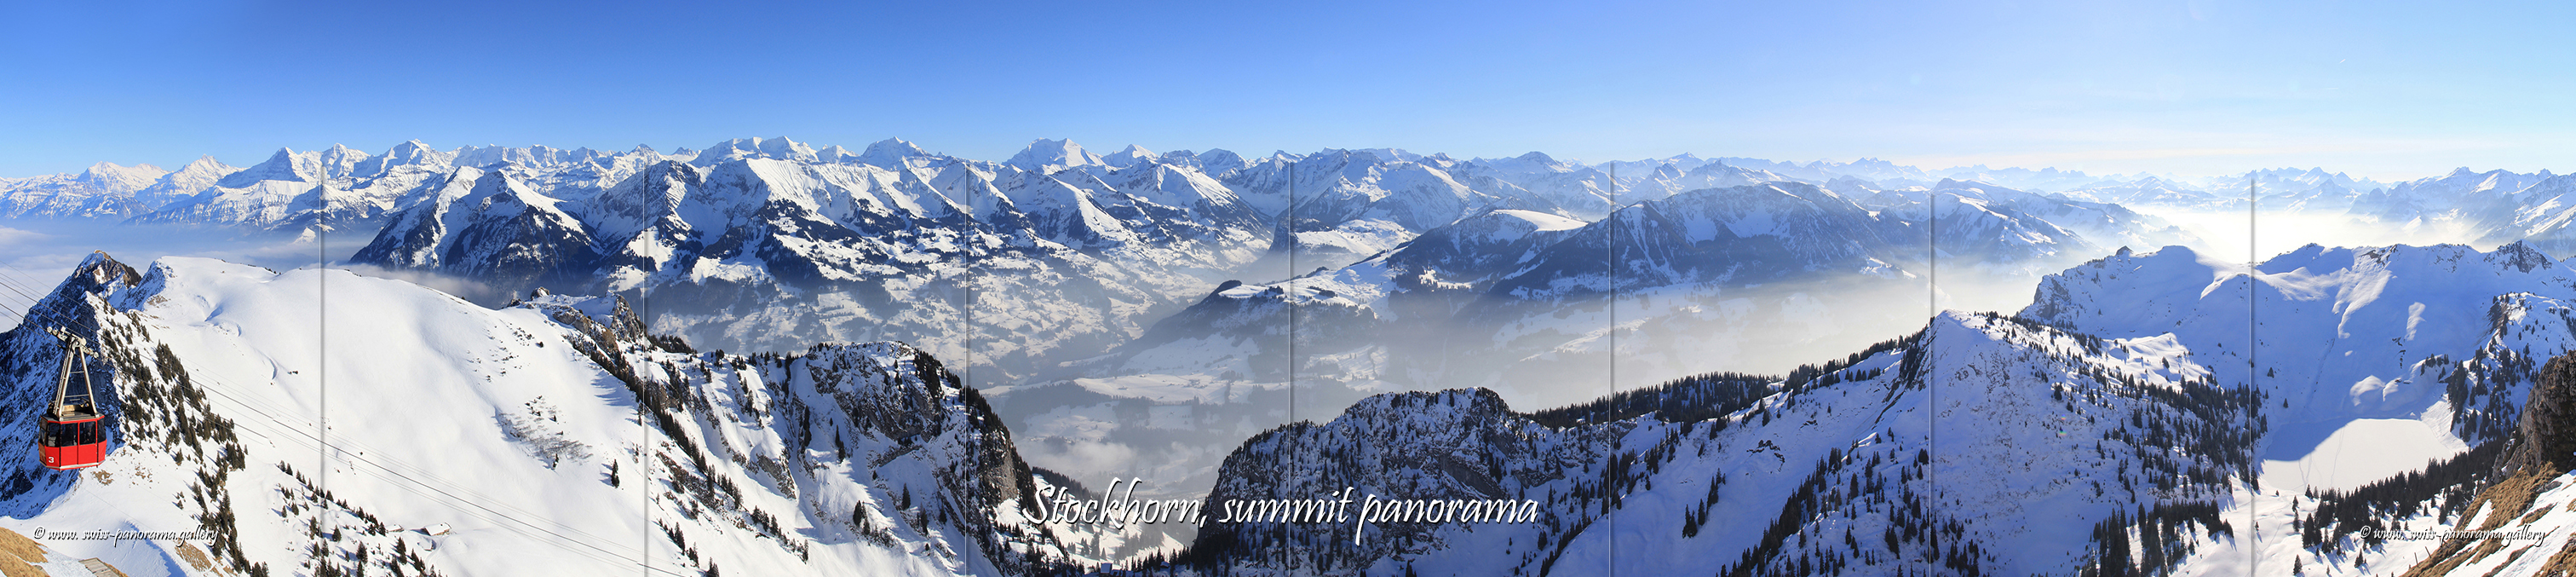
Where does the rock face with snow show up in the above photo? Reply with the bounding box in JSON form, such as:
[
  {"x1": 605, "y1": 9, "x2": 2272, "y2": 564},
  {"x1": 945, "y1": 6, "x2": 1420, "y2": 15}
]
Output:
[
  {"x1": 2281, "y1": 355, "x2": 2576, "y2": 577},
  {"x1": 2500, "y1": 355, "x2": 2576, "y2": 479},
  {"x1": 348, "y1": 166, "x2": 600, "y2": 289},
  {"x1": 0, "y1": 253, "x2": 1101, "y2": 575}
]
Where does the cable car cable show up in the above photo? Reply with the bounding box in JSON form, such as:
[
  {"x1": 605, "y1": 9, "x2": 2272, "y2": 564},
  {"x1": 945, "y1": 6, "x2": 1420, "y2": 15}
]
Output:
[{"x1": 109, "y1": 369, "x2": 683, "y2": 576}]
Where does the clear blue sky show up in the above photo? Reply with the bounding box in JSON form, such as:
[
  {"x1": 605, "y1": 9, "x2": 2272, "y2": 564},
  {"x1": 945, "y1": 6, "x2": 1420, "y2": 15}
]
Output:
[{"x1": 3, "y1": 0, "x2": 2570, "y2": 182}]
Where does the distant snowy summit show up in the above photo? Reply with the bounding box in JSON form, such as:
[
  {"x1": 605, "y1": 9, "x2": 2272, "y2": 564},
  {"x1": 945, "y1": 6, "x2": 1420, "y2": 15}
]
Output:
[{"x1": 12, "y1": 136, "x2": 2524, "y2": 232}]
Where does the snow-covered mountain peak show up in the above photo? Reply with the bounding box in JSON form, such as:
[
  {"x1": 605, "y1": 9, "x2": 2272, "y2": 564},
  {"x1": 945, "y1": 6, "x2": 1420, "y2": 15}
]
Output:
[
  {"x1": 71, "y1": 161, "x2": 165, "y2": 192},
  {"x1": 173, "y1": 155, "x2": 229, "y2": 174},
  {"x1": 1938, "y1": 178, "x2": 2010, "y2": 191},
  {"x1": 2485, "y1": 239, "x2": 2558, "y2": 273},
  {"x1": 309, "y1": 143, "x2": 372, "y2": 180},
  {"x1": 215, "y1": 147, "x2": 313, "y2": 188},
  {"x1": 383, "y1": 139, "x2": 448, "y2": 164},
  {"x1": 691, "y1": 136, "x2": 821, "y2": 166},
  {"x1": 857, "y1": 137, "x2": 931, "y2": 168},
  {"x1": 752, "y1": 136, "x2": 815, "y2": 160},
  {"x1": 1007, "y1": 138, "x2": 1102, "y2": 171},
  {"x1": 1101, "y1": 144, "x2": 1159, "y2": 168},
  {"x1": 347, "y1": 139, "x2": 456, "y2": 177},
  {"x1": 1486, "y1": 151, "x2": 1569, "y2": 174}
]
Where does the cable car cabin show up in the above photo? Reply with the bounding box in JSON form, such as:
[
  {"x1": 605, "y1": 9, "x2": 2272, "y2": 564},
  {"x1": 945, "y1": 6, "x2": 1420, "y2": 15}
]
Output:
[
  {"x1": 39, "y1": 411, "x2": 105, "y2": 470},
  {"x1": 35, "y1": 326, "x2": 110, "y2": 470}
]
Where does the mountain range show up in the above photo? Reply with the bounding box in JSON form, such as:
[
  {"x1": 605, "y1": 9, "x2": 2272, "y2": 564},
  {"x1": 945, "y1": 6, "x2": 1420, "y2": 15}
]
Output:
[
  {"x1": 12, "y1": 138, "x2": 2576, "y2": 574},
  {"x1": 13, "y1": 239, "x2": 2571, "y2": 574}
]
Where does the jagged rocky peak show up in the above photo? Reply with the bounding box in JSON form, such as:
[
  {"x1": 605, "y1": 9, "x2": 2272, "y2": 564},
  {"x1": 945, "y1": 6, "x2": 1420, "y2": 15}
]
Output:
[
  {"x1": 57, "y1": 251, "x2": 144, "y2": 300},
  {"x1": 315, "y1": 142, "x2": 371, "y2": 177},
  {"x1": 215, "y1": 147, "x2": 312, "y2": 187},
  {"x1": 2487, "y1": 239, "x2": 2557, "y2": 273}
]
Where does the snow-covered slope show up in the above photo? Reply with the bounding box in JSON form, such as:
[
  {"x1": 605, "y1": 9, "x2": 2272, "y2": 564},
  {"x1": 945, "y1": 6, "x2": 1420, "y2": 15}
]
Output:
[
  {"x1": 2221, "y1": 345, "x2": 2576, "y2": 576},
  {"x1": 2022, "y1": 242, "x2": 2576, "y2": 493},
  {"x1": 1180, "y1": 311, "x2": 2264, "y2": 576},
  {"x1": 1147, "y1": 240, "x2": 2576, "y2": 575},
  {"x1": 0, "y1": 253, "x2": 1102, "y2": 575}
]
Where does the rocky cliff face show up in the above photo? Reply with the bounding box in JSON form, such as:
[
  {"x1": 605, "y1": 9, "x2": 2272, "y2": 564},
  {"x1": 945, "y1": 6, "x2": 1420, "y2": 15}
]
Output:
[
  {"x1": 2500, "y1": 356, "x2": 2576, "y2": 478},
  {"x1": 2391, "y1": 355, "x2": 2576, "y2": 576}
]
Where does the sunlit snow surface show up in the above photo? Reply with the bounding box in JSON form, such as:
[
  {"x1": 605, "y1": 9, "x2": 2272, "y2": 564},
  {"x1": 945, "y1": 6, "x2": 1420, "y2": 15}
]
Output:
[
  {"x1": 0, "y1": 256, "x2": 1118, "y2": 576},
  {"x1": 0, "y1": 257, "x2": 670, "y2": 574},
  {"x1": 2024, "y1": 243, "x2": 2576, "y2": 491},
  {"x1": 2263, "y1": 418, "x2": 2467, "y2": 493}
]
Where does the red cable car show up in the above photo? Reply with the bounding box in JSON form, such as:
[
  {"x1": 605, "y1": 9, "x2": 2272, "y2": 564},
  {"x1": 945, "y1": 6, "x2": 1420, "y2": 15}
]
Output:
[{"x1": 37, "y1": 326, "x2": 107, "y2": 470}]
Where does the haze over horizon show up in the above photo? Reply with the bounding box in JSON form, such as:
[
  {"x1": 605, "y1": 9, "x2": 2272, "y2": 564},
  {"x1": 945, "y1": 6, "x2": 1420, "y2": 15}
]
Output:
[
  {"x1": 0, "y1": 136, "x2": 2524, "y2": 188},
  {"x1": 5, "y1": 0, "x2": 2571, "y2": 182}
]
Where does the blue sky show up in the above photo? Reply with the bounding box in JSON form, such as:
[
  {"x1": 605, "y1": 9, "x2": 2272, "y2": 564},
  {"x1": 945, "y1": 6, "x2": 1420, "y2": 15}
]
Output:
[{"x1": 3, "y1": 0, "x2": 2569, "y2": 181}]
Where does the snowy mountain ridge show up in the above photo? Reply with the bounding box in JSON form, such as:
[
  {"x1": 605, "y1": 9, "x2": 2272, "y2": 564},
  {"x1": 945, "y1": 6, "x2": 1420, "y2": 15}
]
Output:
[
  {"x1": 1179, "y1": 310, "x2": 2263, "y2": 576},
  {"x1": 1154, "y1": 240, "x2": 2576, "y2": 575},
  {"x1": 0, "y1": 253, "x2": 1117, "y2": 575},
  {"x1": 9, "y1": 242, "x2": 2576, "y2": 575}
]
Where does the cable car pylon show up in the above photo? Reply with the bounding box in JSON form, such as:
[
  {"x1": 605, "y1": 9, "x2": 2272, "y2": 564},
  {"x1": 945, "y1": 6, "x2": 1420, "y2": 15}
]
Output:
[{"x1": 37, "y1": 326, "x2": 109, "y2": 470}]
